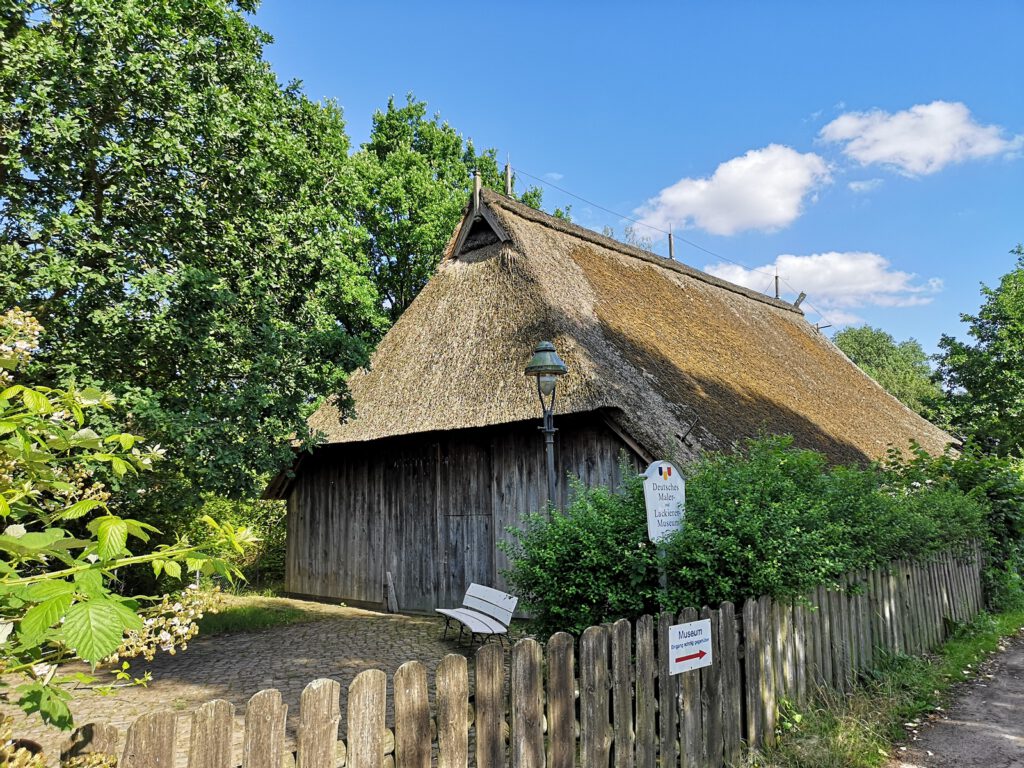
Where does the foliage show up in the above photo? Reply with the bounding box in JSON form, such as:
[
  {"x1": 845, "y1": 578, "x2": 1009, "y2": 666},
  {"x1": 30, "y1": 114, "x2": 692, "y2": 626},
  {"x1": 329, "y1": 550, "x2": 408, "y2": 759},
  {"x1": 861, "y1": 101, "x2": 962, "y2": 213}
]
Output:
[
  {"x1": 500, "y1": 472, "x2": 662, "y2": 636},
  {"x1": 189, "y1": 495, "x2": 286, "y2": 588},
  {"x1": 883, "y1": 442, "x2": 1024, "y2": 610},
  {"x1": 832, "y1": 325, "x2": 945, "y2": 421},
  {"x1": 352, "y1": 94, "x2": 542, "y2": 323},
  {"x1": 662, "y1": 436, "x2": 986, "y2": 610},
  {"x1": 936, "y1": 245, "x2": 1024, "y2": 456},
  {"x1": 0, "y1": 0, "x2": 381, "y2": 512},
  {"x1": 503, "y1": 436, "x2": 991, "y2": 633},
  {"x1": 0, "y1": 309, "x2": 251, "y2": 728},
  {"x1": 759, "y1": 609, "x2": 1024, "y2": 768}
]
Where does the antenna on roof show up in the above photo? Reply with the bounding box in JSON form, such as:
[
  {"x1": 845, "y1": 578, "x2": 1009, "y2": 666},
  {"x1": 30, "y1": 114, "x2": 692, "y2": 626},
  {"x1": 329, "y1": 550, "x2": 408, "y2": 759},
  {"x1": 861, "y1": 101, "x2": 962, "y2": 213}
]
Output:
[
  {"x1": 774, "y1": 270, "x2": 780, "y2": 299},
  {"x1": 473, "y1": 170, "x2": 482, "y2": 212},
  {"x1": 814, "y1": 322, "x2": 832, "y2": 333},
  {"x1": 668, "y1": 225, "x2": 675, "y2": 260},
  {"x1": 794, "y1": 292, "x2": 807, "y2": 308},
  {"x1": 504, "y1": 157, "x2": 512, "y2": 197}
]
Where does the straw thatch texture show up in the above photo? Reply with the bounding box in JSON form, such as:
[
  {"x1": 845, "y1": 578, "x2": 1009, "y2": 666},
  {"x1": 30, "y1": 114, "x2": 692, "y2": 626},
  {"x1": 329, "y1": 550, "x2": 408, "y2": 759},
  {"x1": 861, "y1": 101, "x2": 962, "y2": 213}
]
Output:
[{"x1": 308, "y1": 189, "x2": 950, "y2": 464}]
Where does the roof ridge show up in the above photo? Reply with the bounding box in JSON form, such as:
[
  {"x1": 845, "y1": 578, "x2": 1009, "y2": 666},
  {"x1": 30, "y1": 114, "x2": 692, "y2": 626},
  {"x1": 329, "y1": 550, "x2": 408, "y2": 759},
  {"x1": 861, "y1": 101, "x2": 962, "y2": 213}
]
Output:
[{"x1": 480, "y1": 188, "x2": 804, "y2": 316}]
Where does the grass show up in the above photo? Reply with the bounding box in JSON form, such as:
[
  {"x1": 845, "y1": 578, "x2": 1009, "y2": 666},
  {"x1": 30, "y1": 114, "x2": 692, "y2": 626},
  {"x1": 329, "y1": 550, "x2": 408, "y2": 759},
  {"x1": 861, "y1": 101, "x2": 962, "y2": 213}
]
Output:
[
  {"x1": 756, "y1": 607, "x2": 1024, "y2": 768},
  {"x1": 196, "y1": 594, "x2": 337, "y2": 636}
]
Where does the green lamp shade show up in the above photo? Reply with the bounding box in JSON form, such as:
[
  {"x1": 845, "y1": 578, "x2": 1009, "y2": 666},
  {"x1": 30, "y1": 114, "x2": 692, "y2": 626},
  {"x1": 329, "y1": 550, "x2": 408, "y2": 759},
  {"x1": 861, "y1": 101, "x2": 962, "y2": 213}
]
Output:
[{"x1": 524, "y1": 341, "x2": 568, "y2": 378}]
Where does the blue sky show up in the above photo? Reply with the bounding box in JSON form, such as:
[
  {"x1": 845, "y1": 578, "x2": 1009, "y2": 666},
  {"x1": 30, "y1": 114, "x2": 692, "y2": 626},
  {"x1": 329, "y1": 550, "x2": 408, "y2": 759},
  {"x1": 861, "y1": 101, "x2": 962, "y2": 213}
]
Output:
[{"x1": 252, "y1": 2, "x2": 1022, "y2": 353}]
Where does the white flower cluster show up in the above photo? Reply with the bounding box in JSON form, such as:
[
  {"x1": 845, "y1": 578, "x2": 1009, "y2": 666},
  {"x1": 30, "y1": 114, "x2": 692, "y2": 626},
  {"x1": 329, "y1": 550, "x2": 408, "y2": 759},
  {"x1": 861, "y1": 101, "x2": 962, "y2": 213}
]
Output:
[
  {"x1": 106, "y1": 586, "x2": 221, "y2": 664},
  {"x1": 0, "y1": 308, "x2": 42, "y2": 387}
]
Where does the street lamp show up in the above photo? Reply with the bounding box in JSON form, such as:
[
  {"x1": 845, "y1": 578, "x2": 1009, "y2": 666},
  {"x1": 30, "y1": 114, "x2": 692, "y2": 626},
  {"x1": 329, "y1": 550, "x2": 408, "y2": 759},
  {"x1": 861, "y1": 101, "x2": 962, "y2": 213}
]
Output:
[{"x1": 524, "y1": 341, "x2": 568, "y2": 508}]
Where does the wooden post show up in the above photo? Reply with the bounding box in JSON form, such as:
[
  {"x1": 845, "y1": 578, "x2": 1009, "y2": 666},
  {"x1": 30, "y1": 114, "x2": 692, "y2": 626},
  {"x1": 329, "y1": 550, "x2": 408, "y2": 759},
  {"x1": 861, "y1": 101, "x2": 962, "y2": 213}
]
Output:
[
  {"x1": 511, "y1": 639, "x2": 545, "y2": 768},
  {"x1": 348, "y1": 671, "x2": 386, "y2": 768},
  {"x1": 242, "y1": 690, "x2": 287, "y2": 768},
  {"x1": 546, "y1": 632, "x2": 576, "y2": 768},
  {"x1": 700, "y1": 606, "x2": 723, "y2": 768},
  {"x1": 505, "y1": 161, "x2": 513, "y2": 197},
  {"x1": 742, "y1": 599, "x2": 763, "y2": 750},
  {"x1": 719, "y1": 602, "x2": 742, "y2": 767},
  {"x1": 473, "y1": 170, "x2": 482, "y2": 211},
  {"x1": 297, "y1": 679, "x2": 340, "y2": 768},
  {"x1": 611, "y1": 618, "x2": 636, "y2": 768},
  {"x1": 395, "y1": 662, "x2": 431, "y2": 768},
  {"x1": 657, "y1": 612, "x2": 678, "y2": 768},
  {"x1": 668, "y1": 227, "x2": 675, "y2": 260},
  {"x1": 634, "y1": 616, "x2": 657, "y2": 768},
  {"x1": 679, "y1": 607, "x2": 702, "y2": 767},
  {"x1": 121, "y1": 710, "x2": 176, "y2": 768},
  {"x1": 436, "y1": 655, "x2": 469, "y2": 768},
  {"x1": 476, "y1": 643, "x2": 506, "y2": 768},
  {"x1": 581, "y1": 625, "x2": 612, "y2": 768}
]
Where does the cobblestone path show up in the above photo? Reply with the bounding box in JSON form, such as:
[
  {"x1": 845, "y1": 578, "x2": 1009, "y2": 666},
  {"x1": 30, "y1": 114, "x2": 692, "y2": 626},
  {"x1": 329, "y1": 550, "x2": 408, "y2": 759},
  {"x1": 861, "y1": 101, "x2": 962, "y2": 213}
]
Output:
[{"x1": 2, "y1": 595, "x2": 509, "y2": 765}]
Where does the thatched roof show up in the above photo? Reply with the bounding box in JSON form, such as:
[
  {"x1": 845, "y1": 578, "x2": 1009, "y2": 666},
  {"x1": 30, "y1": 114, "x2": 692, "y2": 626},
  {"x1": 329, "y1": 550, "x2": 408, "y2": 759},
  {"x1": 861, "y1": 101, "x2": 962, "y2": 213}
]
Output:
[{"x1": 307, "y1": 188, "x2": 951, "y2": 465}]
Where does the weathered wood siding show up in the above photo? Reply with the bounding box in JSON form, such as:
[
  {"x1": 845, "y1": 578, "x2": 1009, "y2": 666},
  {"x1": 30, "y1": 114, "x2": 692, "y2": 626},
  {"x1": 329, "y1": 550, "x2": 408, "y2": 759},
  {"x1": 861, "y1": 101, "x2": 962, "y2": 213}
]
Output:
[{"x1": 285, "y1": 413, "x2": 642, "y2": 612}]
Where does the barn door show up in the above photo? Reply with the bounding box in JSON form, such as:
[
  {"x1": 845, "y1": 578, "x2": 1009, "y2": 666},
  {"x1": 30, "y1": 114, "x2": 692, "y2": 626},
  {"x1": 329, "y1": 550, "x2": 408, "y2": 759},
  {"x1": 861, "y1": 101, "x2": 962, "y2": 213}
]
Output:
[
  {"x1": 382, "y1": 445, "x2": 439, "y2": 613},
  {"x1": 437, "y1": 440, "x2": 495, "y2": 608}
]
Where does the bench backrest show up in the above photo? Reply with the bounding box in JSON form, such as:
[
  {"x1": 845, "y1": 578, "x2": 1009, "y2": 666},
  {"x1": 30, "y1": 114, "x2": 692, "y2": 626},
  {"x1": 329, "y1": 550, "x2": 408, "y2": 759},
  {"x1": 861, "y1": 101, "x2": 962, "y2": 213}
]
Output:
[{"x1": 462, "y1": 583, "x2": 518, "y2": 626}]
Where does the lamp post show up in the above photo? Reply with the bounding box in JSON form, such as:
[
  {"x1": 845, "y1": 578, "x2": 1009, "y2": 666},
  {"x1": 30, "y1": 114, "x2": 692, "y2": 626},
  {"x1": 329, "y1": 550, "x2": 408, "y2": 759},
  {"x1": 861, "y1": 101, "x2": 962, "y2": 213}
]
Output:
[{"x1": 524, "y1": 341, "x2": 568, "y2": 508}]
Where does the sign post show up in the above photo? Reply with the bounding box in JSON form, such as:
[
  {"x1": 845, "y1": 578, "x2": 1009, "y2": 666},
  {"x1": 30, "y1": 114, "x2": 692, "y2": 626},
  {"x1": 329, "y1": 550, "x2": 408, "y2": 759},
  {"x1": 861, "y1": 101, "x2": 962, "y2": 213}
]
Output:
[
  {"x1": 641, "y1": 460, "x2": 685, "y2": 591},
  {"x1": 642, "y1": 460, "x2": 685, "y2": 543}
]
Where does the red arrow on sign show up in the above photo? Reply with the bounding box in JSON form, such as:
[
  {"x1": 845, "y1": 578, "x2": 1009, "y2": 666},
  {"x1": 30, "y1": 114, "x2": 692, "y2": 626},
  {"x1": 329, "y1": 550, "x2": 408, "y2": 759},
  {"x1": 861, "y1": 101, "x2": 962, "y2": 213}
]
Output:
[{"x1": 675, "y1": 649, "x2": 707, "y2": 664}]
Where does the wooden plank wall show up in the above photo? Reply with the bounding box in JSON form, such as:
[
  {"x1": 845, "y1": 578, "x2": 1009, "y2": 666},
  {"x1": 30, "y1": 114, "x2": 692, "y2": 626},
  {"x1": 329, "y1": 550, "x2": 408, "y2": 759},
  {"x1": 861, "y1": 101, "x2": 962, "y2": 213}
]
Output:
[
  {"x1": 285, "y1": 415, "x2": 642, "y2": 612},
  {"x1": 72, "y1": 547, "x2": 984, "y2": 767}
]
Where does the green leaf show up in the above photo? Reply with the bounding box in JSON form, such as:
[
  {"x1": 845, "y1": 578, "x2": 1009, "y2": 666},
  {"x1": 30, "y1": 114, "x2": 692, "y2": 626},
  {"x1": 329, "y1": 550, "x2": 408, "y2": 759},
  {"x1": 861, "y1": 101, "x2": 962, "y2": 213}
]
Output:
[
  {"x1": 94, "y1": 516, "x2": 128, "y2": 560},
  {"x1": 19, "y1": 580, "x2": 75, "y2": 602},
  {"x1": 21, "y1": 388, "x2": 52, "y2": 414},
  {"x1": 0, "y1": 495, "x2": 9, "y2": 517},
  {"x1": 63, "y1": 599, "x2": 131, "y2": 663},
  {"x1": 69, "y1": 428, "x2": 102, "y2": 448},
  {"x1": 78, "y1": 387, "x2": 105, "y2": 406},
  {"x1": 17, "y1": 682, "x2": 73, "y2": 729},
  {"x1": 19, "y1": 594, "x2": 73, "y2": 645},
  {"x1": 109, "y1": 456, "x2": 129, "y2": 477},
  {"x1": 163, "y1": 560, "x2": 182, "y2": 580},
  {"x1": 74, "y1": 567, "x2": 105, "y2": 598},
  {"x1": 61, "y1": 498, "x2": 106, "y2": 520}
]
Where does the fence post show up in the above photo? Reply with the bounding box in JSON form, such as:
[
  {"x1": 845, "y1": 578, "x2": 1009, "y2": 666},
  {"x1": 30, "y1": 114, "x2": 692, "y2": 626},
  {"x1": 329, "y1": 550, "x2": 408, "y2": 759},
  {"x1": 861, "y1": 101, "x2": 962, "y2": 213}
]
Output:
[
  {"x1": 634, "y1": 616, "x2": 657, "y2": 768},
  {"x1": 719, "y1": 602, "x2": 742, "y2": 767},
  {"x1": 546, "y1": 632, "x2": 575, "y2": 768},
  {"x1": 436, "y1": 654, "x2": 469, "y2": 768},
  {"x1": 476, "y1": 643, "x2": 506, "y2": 768},
  {"x1": 679, "y1": 606, "x2": 702, "y2": 767},
  {"x1": 657, "y1": 612, "x2": 678, "y2": 768},
  {"x1": 581, "y1": 624, "x2": 612, "y2": 768},
  {"x1": 611, "y1": 618, "x2": 635, "y2": 768},
  {"x1": 511, "y1": 639, "x2": 544, "y2": 768},
  {"x1": 121, "y1": 710, "x2": 176, "y2": 768},
  {"x1": 348, "y1": 670, "x2": 386, "y2": 768},
  {"x1": 395, "y1": 662, "x2": 431, "y2": 768},
  {"x1": 242, "y1": 690, "x2": 287, "y2": 768}
]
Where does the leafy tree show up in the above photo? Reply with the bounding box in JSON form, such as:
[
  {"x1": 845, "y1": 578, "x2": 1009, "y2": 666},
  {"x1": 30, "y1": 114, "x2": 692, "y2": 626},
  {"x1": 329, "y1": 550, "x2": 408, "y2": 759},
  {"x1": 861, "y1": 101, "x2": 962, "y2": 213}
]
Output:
[
  {"x1": 936, "y1": 245, "x2": 1024, "y2": 455},
  {"x1": 0, "y1": 0, "x2": 380, "y2": 509},
  {"x1": 0, "y1": 309, "x2": 250, "y2": 727},
  {"x1": 352, "y1": 95, "x2": 542, "y2": 322},
  {"x1": 833, "y1": 325, "x2": 944, "y2": 421}
]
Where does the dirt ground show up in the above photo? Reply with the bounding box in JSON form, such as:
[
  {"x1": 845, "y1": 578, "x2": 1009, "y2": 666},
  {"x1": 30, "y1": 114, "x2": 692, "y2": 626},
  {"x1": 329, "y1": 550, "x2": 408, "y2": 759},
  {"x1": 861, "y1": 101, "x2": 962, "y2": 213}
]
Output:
[{"x1": 896, "y1": 632, "x2": 1024, "y2": 768}]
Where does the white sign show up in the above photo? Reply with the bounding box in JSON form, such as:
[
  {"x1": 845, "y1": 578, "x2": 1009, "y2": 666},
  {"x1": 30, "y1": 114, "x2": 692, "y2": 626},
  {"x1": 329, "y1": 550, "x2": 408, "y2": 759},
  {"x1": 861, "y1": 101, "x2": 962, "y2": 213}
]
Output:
[
  {"x1": 668, "y1": 618, "x2": 713, "y2": 675},
  {"x1": 642, "y1": 460, "x2": 685, "y2": 542}
]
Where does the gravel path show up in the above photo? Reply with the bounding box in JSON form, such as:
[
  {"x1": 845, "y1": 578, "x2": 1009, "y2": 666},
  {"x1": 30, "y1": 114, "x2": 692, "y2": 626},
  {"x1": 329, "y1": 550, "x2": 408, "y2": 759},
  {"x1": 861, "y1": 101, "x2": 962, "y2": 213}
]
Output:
[{"x1": 897, "y1": 631, "x2": 1024, "y2": 768}]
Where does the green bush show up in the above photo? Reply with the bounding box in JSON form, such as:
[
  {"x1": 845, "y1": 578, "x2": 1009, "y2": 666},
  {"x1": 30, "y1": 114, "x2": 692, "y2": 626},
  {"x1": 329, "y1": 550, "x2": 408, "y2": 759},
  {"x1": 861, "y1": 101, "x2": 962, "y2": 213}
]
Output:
[
  {"x1": 499, "y1": 475, "x2": 661, "y2": 636},
  {"x1": 503, "y1": 436, "x2": 996, "y2": 635}
]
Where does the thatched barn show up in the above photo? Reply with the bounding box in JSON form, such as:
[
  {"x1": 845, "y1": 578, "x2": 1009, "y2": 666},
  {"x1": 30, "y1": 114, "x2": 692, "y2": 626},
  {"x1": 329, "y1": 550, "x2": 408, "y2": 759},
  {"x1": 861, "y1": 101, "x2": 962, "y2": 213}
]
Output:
[{"x1": 267, "y1": 188, "x2": 950, "y2": 613}]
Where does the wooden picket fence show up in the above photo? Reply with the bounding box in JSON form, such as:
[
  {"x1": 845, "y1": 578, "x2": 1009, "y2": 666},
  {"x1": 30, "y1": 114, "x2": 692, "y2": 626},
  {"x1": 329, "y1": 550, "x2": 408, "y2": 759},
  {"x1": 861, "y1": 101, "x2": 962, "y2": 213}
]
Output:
[{"x1": 61, "y1": 547, "x2": 984, "y2": 767}]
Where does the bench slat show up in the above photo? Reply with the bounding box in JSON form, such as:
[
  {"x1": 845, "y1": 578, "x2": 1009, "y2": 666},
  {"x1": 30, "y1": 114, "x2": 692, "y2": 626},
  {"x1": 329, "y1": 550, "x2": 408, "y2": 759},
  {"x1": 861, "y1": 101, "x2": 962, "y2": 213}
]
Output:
[
  {"x1": 436, "y1": 608, "x2": 507, "y2": 635},
  {"x1": 463, "y1": 595, "x2": 514, "y2": 626}
]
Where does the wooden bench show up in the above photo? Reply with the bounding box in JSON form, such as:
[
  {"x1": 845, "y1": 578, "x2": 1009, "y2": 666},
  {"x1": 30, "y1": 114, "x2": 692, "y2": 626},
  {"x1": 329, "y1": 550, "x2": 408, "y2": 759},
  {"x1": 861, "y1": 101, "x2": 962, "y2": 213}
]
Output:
[{"x1": 436, "y1": 584, "x2": 518, "y2": 645}]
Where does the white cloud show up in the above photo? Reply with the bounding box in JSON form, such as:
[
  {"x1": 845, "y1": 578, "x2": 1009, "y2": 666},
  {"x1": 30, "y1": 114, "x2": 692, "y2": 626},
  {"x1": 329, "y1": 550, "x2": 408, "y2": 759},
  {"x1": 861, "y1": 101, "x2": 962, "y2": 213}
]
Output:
[
  {"x1": 543, "y1": 171, "x2": 564, "y2": 182},
  {"x1": 848, "y1": 178, "x2": 883, "y2": 194},
  {"x1": 635, "y1": 144, "x2": 831, "y2": 236},
  {"x1": 820, "y1": 101, "x2": 1023, "y2": 176},
  {"x1": 704, "y1": 251, "x2": 943, "y2": 324}
]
